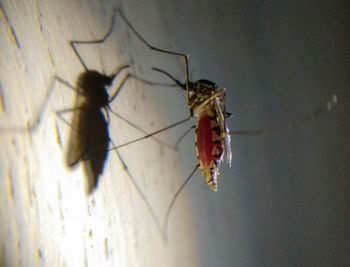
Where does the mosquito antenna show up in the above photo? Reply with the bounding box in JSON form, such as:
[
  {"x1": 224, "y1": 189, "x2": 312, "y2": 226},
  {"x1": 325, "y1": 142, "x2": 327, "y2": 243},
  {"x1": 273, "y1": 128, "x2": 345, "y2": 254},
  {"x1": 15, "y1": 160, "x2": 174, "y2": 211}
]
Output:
[
  {"x1": 116, "y1": 8, "x2": 191, "y2": 105},
  {"x1": 230, "y1": 95, "x2": 337, "y2": 136},
  {"x1": 163, "y1": 164, "x2": 200, "y2": 241}
]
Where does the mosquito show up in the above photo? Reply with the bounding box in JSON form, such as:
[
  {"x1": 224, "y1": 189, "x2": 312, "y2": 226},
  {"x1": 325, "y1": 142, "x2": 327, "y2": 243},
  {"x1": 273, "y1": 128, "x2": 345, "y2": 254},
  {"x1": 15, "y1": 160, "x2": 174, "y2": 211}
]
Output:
[
  {"x1": 116, "y1": 9, "x2": 232, "y2": 190},
  {"x1": 110, "y1": 8, "x2": 338, "y2": 238}
]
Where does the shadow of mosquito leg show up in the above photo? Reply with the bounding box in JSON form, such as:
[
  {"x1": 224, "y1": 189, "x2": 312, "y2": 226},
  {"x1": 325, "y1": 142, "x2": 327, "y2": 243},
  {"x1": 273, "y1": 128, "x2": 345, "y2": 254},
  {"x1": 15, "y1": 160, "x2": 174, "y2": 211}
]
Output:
[
  {"x1": 0, "y1": 76, "x2": 57, "y2": 133},
  {"x1": 0, "y1": 73, "x2": 88, "y2": 133},
  {"x1": 108, "y1": 72, "x2": 180, "y2": 149},
  {"x1": 109, "y1": 72, "x2": 178, "y2": 103},
  {"x1": 109, "y1": 139, "x2": 165, "y2": 241},
  {"x1": 108, "y1": 108, "x2": 176, "y2": 150},
  {"x1": 70, "y1": 11, "x2": 117, "y2": 71},
  {"x1": 110, "y1": 116, "x2": 192, "y2": 151},
  {"x1": 55, "y1": 107, "x2": 83, "y2": 131},
  {"x1": 52, "y1": 75, "x2": 88, "y2": 130},
  {"x1": 116, "y1": 8, "x2": 191, "y2": 100},
  {"x1": 55, "y1": 75, "x2": 83, "y2": 94},
  {"x1": 162, "y1": 164, "x2": 200, "y2": 242}
]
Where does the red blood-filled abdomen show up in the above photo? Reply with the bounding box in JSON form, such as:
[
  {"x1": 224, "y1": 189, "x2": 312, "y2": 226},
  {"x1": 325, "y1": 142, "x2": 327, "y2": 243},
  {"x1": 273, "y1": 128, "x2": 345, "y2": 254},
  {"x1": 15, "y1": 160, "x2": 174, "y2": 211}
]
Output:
[{"x1": 196, "y1": 114, "x2": 215, "y2": 167}]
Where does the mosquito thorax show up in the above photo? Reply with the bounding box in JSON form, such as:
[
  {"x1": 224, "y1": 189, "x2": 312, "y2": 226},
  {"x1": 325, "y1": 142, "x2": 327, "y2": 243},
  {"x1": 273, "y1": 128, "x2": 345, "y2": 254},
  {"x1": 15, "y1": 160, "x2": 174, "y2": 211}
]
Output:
[{"x1": 189, "y1": 79, "x2": 219, "y2": 116}]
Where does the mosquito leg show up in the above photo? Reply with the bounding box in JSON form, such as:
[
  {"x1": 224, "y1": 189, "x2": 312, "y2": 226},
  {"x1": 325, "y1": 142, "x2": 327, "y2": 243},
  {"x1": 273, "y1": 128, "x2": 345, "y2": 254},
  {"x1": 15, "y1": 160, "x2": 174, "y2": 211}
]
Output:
[
  {"x1": 109, "y1": 139, "x2": 165, "y2": 242},
  {"x1": 230, "y1": 95, "x2": 338, "y2": 136},
  {"x1": 107, "y1": 107, "x2": 176, "y2": 150},
  {"x1": 54, "y1": 75, "x2": 85, "y2": 94},
  {"x1": 0, "y1": 75, "x2": 58, "y2": 133},
  {"x1": 109, "y1": 70, "x2": 177, "y2": 107},
  {"x1": 109, "y1": 116, "x2": 192, "y2": 151},
  {"x1": 70, "y1": 11, "x2": 117, "y2": 71},
  {"x1": 174, "y1": 125, "x2": 196, "y2": 149},
  {"x1": 116, "y1": 8, "x2": 191, "y2": 104},
  {"x1": 163, "y1": 163, "x2": 200, "y2": 241},
  {"x1": 81, "y1": 112, "x2": 187, "y2": 163},
  {"x1": 26, "y1": 76, "x2": 64, "y2": 131},
  {"x1": 0, "y1": 73, "x2": 86, "y2": 133},
  {"x1": 107, "y1": 70, "x2": 183, "y2": 150}
]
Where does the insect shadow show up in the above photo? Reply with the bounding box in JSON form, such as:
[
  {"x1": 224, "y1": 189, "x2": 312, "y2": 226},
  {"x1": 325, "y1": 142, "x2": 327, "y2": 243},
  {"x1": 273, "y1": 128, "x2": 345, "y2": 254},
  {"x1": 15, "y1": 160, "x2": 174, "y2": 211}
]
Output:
[
  {"x1": 52, "y1": 12, "x2": 181, "y2": 244},
  {"x1": 0, "y1": 9, "x2": 177, "y2": 242},
  {"x1": 108, "y1": 8, "x2": 338, "y2": 240},
  {"x1": 55, "y1": 22, "x2": 174, "y2": 195}
]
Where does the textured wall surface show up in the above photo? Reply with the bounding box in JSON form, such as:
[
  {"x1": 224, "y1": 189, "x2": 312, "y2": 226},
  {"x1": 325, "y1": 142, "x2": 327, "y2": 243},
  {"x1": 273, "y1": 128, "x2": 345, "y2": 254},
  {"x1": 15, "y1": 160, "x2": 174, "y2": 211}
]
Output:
[{"x1": 0, "y1": 0, "x2": 348, "y2": 266}]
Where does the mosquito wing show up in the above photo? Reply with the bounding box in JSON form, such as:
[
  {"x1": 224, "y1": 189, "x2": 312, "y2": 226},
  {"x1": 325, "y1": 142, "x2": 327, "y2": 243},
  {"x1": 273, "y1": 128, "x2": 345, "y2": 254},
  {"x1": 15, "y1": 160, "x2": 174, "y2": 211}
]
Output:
[{"x1": 214, "y1": 95, "x2": 232, "y2": 167}]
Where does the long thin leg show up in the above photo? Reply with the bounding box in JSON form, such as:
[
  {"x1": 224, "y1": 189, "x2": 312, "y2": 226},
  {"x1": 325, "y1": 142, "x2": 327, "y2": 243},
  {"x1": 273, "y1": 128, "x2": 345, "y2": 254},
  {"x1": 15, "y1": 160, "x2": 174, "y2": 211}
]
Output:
[
  {"x1": 70, "y1": 11, "x2": 117, "y2": 70},
  {"x1": 163, "y1": 164, "x2": 200, "y2": 242},
  {"x1": 116, "y1": 8, "x2": 191, "y2": 105},
  {"x1": 109, "y1": 65, "x2": 178, "y2": 103},
  {"x1": 55, "y1": 75, "x2": 84, "y2": 94},
  {"x1": 108, "y1": 71, "x2": 181, "y2": 150},
  {"x1": 174, "y1": 125, "x2": 196, "y2": 149},
  {"x1": 109, "y1": 139, "x2": 166, "y2": 242},
  {"x1": 108, "y1": 107, "x2": 176, "y2": 150},
  {"x1": 230, "y1": 95, "x2": 338, "y2": 136},
  {"x1": 110, "y1": 116, "x2": 192, "y2": 151},
  {"x1": 0, "y1": 76, "x2": 58, "y2": 132},
  {"x1": 80, "y1": 112, "x2": 187, "y2": 162}
]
